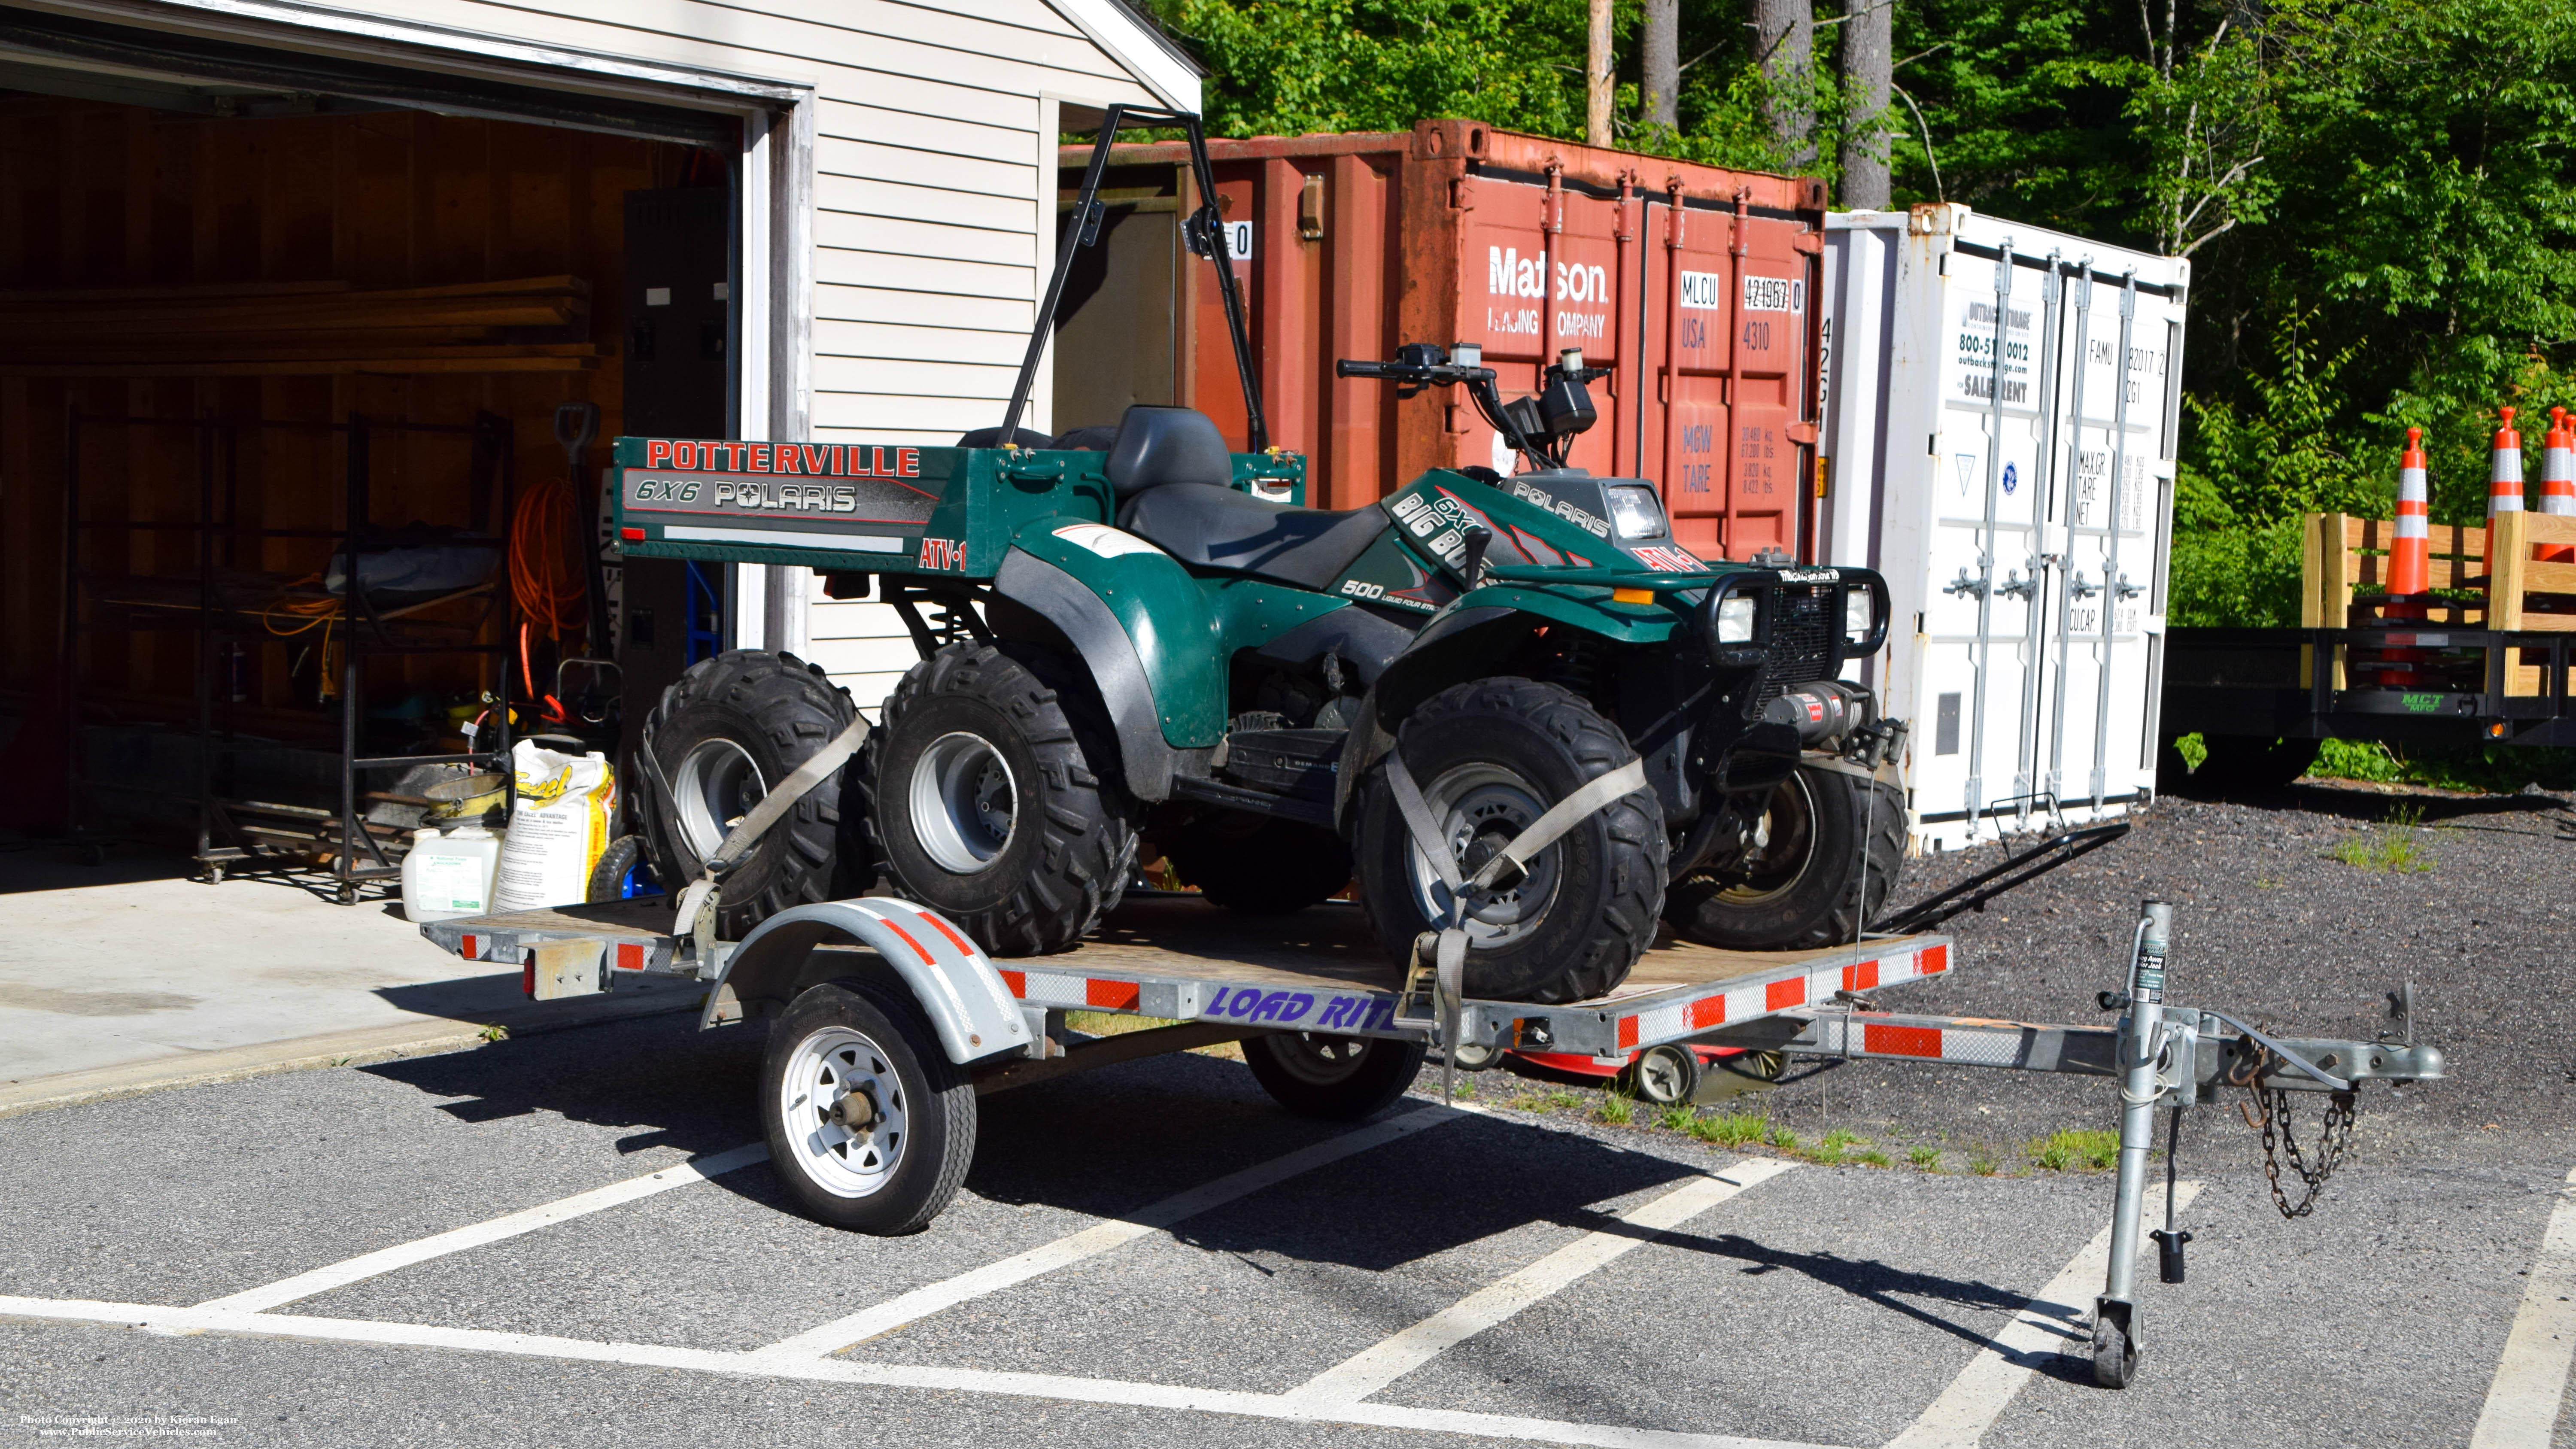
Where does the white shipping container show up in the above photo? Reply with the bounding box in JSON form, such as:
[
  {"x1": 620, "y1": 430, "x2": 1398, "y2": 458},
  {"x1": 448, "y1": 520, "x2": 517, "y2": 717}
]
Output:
[{"x1": 1819, "y1": 205, "x2": 2187, "y2": 853}]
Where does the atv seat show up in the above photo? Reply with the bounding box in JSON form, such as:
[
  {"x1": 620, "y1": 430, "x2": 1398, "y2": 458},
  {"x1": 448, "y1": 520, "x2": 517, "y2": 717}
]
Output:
[{"x1": 1101, "y1": 406, "x2": 1390, "y2": 591}]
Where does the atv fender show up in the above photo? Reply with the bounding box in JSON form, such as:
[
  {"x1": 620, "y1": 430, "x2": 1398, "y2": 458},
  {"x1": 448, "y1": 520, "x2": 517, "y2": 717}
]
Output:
[
  {"x1": 993, "y1": 526, "x2": 1227, "y2": 801},
  {"x1": 1333, "y1": 605, "x2": 1522, "y2": 826}
]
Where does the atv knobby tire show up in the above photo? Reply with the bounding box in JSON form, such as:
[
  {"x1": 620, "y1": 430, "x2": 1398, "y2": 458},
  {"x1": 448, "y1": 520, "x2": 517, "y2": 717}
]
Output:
[
  {"x1": 1664, "y1": 760, "x2": 1905, "y2": 951},
  {"x1": 864, "y1": 641, "x2": 1137, "y2": 956},
  {"x1": 1352, "y1": 678, "x2": 1666, "y2": 1004},
  {"x1": 635, "y1": 649, "x2": 854, "y2": 940},
  {"x1": 1160, "y1": 816, "x2": 1352, "y2": 914}
]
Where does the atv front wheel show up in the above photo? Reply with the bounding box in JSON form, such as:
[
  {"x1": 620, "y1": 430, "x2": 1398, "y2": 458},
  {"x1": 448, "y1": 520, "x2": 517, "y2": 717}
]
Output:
[
  {"x1": 1664, "y1": 761, "x2": 1905, "y2": 951},
  {"x1": 1352, "y1": 678, "x2": 1666, "y2": 1004},
  {"x1": 634, "y1": 649, "x2": 854, "y2": 939},
  {"x1": 864, "y1": 642, "x2": 1138, "y2": 955}
]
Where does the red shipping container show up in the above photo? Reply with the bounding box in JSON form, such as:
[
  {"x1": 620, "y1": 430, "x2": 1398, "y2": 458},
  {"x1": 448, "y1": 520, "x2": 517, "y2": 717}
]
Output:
[{"x1": 1053, "y1": 119, "x2": 1826, "y2": 561}]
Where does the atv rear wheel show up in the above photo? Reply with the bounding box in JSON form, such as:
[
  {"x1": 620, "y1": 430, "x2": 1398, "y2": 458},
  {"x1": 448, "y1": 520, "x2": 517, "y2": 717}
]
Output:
[
  {"x1": 1352, "y1": 678, "x2": 1666, "y2": 1004},
  {"x1": 1159, "y1": 816, "x2": 1351, "y2": 914},
  {"x1": 635, "y1": 649, "x2": 855, "y2": 939},
  {"x1": 864, "y1": 642, "x2": 1138, "y2": 956},
  {"x1": 1664, "y1": 761, "x2": 1905, "y2": 951}
]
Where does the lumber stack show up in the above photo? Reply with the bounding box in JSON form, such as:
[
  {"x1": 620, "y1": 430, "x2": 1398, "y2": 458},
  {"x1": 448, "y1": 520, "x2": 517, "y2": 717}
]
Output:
[
  {"x1": 0, "y1": 276, "x2": 597, "y2": 375},
  {"x1": 2303, "y1": 509, "x2": 2576, "y2": 694}
]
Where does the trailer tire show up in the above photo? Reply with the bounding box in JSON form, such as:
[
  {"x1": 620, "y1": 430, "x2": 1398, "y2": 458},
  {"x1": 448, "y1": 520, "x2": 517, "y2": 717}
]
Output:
[
  {"x1": 635, "y1": 650, "x2": 855, "y2": 940},
  {"x1": 1159, "y1": 817, "x2": 1352, "y2": 914},
  {"x1": 1352, "y1": 678, "x2": 1666, "y2": 1004},
  {"x1": 1664, "y1": 762, "x2": 1905, "y2": 951},
  {"x1": 1243, "y1": 1032, "x2": 1425, "y2": 1121},
  {"x1": 864, "y1": 641, "x2": 1138, "y2": 956},
  {"x1": 585, "y1": 835, "x2": 654, "y2": 902},
  {"x1": 1616, "y1": 1043, "x2": 1702, "y2": 1106},
  {"x1": 762, "y1": 981, "x2": 975, "y2": 1235}
]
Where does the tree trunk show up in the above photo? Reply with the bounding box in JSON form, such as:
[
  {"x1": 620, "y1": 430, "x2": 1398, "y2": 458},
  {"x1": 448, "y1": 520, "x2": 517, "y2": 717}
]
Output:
[
  {"x1": 1642, "y1": 0, "x2": 1679, "y2": 132},
  {"x1": 1838, "y1": 0, "x2": 1891, "y2": 207},
  {"x1": 1587, "y1": 0, "x2": 1614, "y2": 146},
  {"x1": 1747, "y1": 0, "x2": 1816, "y2": 167}
]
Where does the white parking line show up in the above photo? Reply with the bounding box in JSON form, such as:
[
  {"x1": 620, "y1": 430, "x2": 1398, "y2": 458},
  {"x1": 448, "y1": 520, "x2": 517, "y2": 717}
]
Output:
[
  {"x1": 2470, "y1": 1163, "x2": 2576, "y2": 1448},
  {"x1": 753, "y1": 1103, "x2": 1468, "y2": 1362},
  {"x1": 1287, "y1": 1158, "x2": 1799, "y2": 1410},
  {"x1": 197, "y1": 1143, "x2": 771, "y2": 1313},
  {"x1": 0, "y1": 1294, "x2": 1830, "y2": 1449},
  {"x1": 1888, "y1": 1179, "x2": 2199, "y2": 1448}
]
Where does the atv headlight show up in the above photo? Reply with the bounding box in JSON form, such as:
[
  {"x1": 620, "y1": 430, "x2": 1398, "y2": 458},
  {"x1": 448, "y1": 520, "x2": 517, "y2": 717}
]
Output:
[
  {"x1": 1844, "y1": 586, "x2": 1872, "y2": 642},
  {"x1": 1716, "y1": 594, "x2": 1757, "y2": 643},
  {"x1": 1602, "y1": 483, "x2": 1669, "y2": 541}
]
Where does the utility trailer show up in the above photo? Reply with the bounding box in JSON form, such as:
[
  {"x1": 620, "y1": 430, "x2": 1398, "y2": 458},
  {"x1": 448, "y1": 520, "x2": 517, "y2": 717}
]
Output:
[{"x1": 416, "y1": 887, "x2": 2442, "y2": 1390}]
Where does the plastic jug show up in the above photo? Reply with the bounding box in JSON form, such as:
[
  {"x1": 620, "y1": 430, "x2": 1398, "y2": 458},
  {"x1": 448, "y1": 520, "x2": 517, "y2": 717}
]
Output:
[{"x1": 402, "y1": 824, "x2": 505, "y2": 922}]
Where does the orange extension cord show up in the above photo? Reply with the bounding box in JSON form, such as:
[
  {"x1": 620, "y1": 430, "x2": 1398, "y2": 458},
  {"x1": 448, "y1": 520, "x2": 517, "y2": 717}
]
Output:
[{"x1": 509, "y1": 471, "x2": 588, "y2": 644}]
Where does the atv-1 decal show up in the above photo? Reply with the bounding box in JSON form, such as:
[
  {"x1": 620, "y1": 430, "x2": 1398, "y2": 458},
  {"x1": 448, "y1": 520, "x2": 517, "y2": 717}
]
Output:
[
  {"x1": 623, "y1": 468, "x2": 937, "y2": 526},
  {"x1": 1503, "y1": 478, "x2": 1613, "y2": 539},
  {"x1": 640, "y1": 440, "x2": 921, "y2": 480}
]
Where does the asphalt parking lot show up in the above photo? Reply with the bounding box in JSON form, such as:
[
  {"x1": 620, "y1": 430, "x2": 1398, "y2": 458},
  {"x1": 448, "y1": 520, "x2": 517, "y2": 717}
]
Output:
[{"x1": 6, "y1": 783, "x2": 2574, "y2": 1447}]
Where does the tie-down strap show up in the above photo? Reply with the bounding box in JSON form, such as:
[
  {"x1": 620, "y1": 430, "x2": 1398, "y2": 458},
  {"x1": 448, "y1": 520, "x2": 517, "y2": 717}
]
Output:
[{"x1": 1381, "y1": 747, "x2": 1648, "y2": 1099}]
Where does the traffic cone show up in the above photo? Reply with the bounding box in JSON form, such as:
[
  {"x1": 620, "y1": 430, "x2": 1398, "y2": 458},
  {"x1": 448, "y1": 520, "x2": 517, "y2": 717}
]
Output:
[
  {"x1": 2540, "y1": 406, "x2": 2576, "y2": 562},
  {"x1": 2389, "y1": 426, "x2": 2431, "y2": 597},
  {"x1": 2486, "y1": 406, "x2": 2524, "y2": 581}
]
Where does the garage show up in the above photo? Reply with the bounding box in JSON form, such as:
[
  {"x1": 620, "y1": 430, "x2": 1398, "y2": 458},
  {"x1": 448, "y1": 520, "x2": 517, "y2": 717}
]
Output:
[{"x1": 0, "y1": 0, "x2": 1198, "y2": 892}]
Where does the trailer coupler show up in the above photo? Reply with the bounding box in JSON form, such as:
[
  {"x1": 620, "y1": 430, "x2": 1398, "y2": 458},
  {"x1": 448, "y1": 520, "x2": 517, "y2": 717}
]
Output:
[{"x1": 1701, "y1": 901, "x2": 2445, "y2": 1390}]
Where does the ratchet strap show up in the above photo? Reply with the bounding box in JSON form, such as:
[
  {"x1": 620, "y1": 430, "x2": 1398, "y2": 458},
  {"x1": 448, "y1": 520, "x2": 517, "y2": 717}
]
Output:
[
  {"x1": 1384, "y1": 750, "x2": 1648, "y2": 1103},
  {"x1": 670, "y1": 712, "x2": 871, "y2": 967}
]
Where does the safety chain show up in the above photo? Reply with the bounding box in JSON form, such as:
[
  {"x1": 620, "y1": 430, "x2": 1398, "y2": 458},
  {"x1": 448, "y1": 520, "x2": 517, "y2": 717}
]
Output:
[{"x1": 2223, "y1": 1030, "x2": 2359, "y2": 1219}]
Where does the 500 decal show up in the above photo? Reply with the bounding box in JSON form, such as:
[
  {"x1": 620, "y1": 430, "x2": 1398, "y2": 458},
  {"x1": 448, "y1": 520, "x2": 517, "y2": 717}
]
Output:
[{"x1": 1203, "y1": 985, "x2": 1399, "y2": 1033}]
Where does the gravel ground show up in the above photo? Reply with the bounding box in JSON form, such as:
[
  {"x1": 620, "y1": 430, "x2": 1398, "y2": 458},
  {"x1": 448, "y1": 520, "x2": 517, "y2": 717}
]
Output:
[{"x1": 1495, "y1": 778, "x2": 2576, "y2": 1199}]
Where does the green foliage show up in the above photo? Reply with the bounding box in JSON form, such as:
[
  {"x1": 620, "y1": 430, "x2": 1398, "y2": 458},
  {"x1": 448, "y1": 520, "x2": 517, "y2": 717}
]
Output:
[
  {"x1": 2312, "y1": 738, "x2": 2405, "y2": 784},
  {"x1": 2027, "y1": 1129, "x2": 2121, "y2": 1172},
  {"x1": 2172, "y1": 732, "x2": 2210, "y2": 772},
  {"x1": 2327, "y1": 805, "x2": 2435, "y2": 872},
  {"x1": 2310, "y1": 738, "x2": 2576, "y2": 792},
  {"x1": 1908, "y1": 1144, "x2": 1944, "y2": 1170}
]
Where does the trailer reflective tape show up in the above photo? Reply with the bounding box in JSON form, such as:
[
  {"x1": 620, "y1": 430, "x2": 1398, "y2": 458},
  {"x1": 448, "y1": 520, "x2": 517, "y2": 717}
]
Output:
[
  {"x1": 1842, "y1": 960, "x2": 1880, "y2": 992},
  {"x1": 915, "y1": 911, "x2": 976, "y2": 957},
  {"x1": 1015, "y1": 972, "x2": 1094, "y2": 1009},
  {"x1": 1617, "y1": 1016, "x2": 1639, "y2": 1050},
  {"x1": 1863, "y1": 1024, "x2": 1944, "y2": 1058},
  {"x1": 1767, "y1": 978, "x2": 1806, "y2": 1010},
  {"x1": 662, "y1": 524, "x2": 905, "y2": 552},
  {"x1": 1922, "y1": 944, "x2": 1950, "y2": 974},
  {"x1": 614, "y1": 943, "x2": 645, "y2": 972},
  {"x1": 1689, "y1": 996, "x2": 1727, "y2": 1029},
  {"x1": 1085, "y1": 979, "x2": 1142, "y2": 1010},
  {"x1": 460, "y1": 934, "x2": 481, "y2": 960},
  {"x1": 999, "y1": 969, "x2": 1027, "y2": 999},
  {"x1": 869, "y1": 915, "x2": 932, "y2": 966}
]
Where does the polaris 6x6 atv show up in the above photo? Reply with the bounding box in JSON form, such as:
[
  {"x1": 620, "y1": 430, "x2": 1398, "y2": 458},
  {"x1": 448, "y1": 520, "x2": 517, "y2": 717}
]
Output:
[{"x1": 612, "y1": 106, "x2": 1905, "y2": 1006}]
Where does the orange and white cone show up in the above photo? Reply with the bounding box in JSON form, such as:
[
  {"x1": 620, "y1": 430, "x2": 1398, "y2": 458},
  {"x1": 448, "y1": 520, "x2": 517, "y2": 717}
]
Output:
[
  {"x1": 2540, "y1": 406, "x2": 2576, "y2": 562},
  {"x1": 2486, "y1": 406, "x2": 2524, "y2": 580},
  {"x1": 2390, "y1": 426, "x2": 2431, "y2": 597}
]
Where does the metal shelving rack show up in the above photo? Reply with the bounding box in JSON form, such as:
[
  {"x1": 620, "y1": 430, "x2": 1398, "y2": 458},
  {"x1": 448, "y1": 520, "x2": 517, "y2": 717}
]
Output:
[{"x1": 61, "y1": 407, "x2": 519, "y2": 900}]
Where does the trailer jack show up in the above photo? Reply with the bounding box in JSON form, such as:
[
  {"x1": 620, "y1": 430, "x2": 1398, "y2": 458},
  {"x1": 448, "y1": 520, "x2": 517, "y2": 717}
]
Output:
[{"x1": 1702, "y1": 898, "x2": 2447, "y2": 1389}]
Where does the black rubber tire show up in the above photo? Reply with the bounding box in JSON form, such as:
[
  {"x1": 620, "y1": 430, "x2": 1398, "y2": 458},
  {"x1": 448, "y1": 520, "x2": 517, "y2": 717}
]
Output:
[
  {"x1": 1160, "y1": 816, "x2": 1352, "y2": 914},
  {"x1": 634, "y1": 649, "x2": 854, "y2": 940},
  {"x1": 863, "y1": 641, "x2": 1138, "y2": 956},
  {"x1": 1616, "y1": 1043, "x2": 1703, "y2": 1106},
  {"x1": 761, "y1": 981, "x2": 975, "y2": 1235},
  {"x1": 585, "y1": 835, "x2": 653, "y2": 902},
  {"x1": 1242, "y1": 1032, "x2": 1427, "y2": 1121},
  {"x1": 1665, "y1": 761, "x2": 1906, "y2": 951},
  {"x1": 2091, "y1": 1311, "x2": 2139, "y2": 1388},
  {"x1": 1352, "y1": 678, "x2": 1666, "y2": 1004}
]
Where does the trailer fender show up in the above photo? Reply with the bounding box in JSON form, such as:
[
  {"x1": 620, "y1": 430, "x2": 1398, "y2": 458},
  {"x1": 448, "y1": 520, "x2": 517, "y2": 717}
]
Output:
[
  {"x1": 701, "y1": 898, "x2": 1031, "y2": 1065},
  {"x1": 993, "y1": 538, "x2": 1226, "y2": 800}
]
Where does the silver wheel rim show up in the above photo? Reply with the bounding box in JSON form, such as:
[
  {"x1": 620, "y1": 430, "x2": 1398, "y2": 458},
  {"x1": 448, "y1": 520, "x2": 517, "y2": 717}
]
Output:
[
  {"x1": 1262, "y1": 1033, "x2": 1372, "y2": 1085},
  {"x1": 1402, "y1": 762, "x2": 1563, "y2": 947},
  {"x1": 779, "y1": 1025, "x2": 910, "y2": 1199},
  {"x1": 909, "y1": 731, "x2": 1017, "y2": 875},
  {"x1": 674, "y1": 738, "x2": 766, "y2": 859}
]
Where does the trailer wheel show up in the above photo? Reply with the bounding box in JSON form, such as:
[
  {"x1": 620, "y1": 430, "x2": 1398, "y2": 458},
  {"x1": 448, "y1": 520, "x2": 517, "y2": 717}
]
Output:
[
  {"x1": 585, "y1": 835, "x2": 655, "y2": 902},
  {"x1": 2090, "y1": 1312, "x2": 2139, "y2": 1388},
  {"x1": 1616, "y1": 1043, "x2": 1702, "y2": 1106},
  {"x1": 1159, "y1": 817, "x2": 1352, "y2": 914},
  {"x1": 635, "y1": 650, "x2": 855, "y2": 939},
  {"x1": 1352, "y1": 678, "x2": 1666, "y2": 1004},
  {"x1": 864, "y1": 642, "x2": 1138, "y2": 956},
  {"x1": 1243, "y1": 1032, "x2": 1427, "y2": 1121},
  {"x1": 1663, "y1": 762, "x2": 1905, "y2": 952},
  {"x1": 762, "y1": 981, "x2": 975, "y2": 1235}
]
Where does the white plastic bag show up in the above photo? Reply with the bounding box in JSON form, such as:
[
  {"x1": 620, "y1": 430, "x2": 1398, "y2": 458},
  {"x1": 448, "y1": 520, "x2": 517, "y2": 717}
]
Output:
[{"x1": 491, "y1": 738, "x2": 615, "y2": 911}]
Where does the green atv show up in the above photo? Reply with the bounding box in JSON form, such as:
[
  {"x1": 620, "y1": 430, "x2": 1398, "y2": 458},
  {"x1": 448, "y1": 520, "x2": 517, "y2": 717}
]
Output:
[{"x1": 614, "y1": 106, "x2": 1905, "y2": 1005}]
